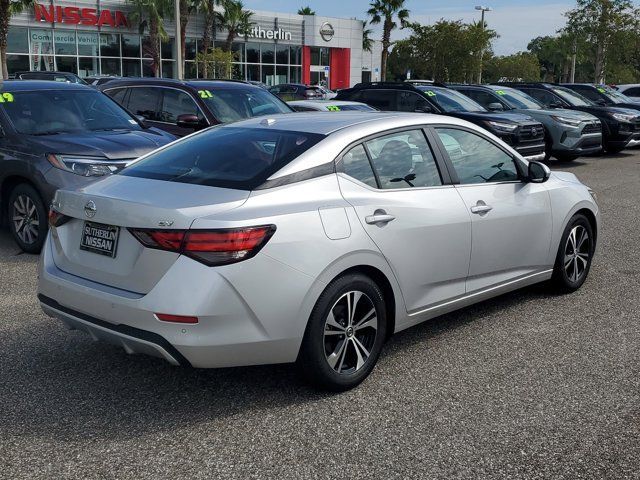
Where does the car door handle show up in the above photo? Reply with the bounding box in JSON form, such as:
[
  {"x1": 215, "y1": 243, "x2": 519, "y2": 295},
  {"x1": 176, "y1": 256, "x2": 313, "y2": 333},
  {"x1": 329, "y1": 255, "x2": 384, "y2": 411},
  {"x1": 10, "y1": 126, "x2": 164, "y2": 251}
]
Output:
[
  {"x1": 470, "y1": 202, "x2": 493, "y2": 215},
  {"x1": 365, "y1": 213, "x2": 396, "y2": 225}
]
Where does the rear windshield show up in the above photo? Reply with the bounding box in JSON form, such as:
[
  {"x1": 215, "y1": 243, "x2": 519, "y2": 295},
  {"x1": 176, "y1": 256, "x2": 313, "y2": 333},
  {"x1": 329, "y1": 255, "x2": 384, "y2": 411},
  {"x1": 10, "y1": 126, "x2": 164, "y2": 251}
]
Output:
[
  {"x1": 196, "y1": 87, "x2": 292, "y2": 123},
  {"x1": 0, "y1": 89, "x2": 141, "y2": 135},
  {"x1": 121, "y1": 127, "x2": 325, "y2": 190}
]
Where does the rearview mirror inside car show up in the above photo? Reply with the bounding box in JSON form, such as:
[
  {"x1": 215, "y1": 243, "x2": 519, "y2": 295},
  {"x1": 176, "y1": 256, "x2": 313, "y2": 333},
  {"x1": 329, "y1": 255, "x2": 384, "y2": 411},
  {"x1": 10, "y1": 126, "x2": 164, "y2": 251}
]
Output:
[
  {"x1": 528, "y1": 161, "x2": 551, "y2": 183},
  {"x1": 177, "y1": 114, "x2": 205, "y2": 130}
]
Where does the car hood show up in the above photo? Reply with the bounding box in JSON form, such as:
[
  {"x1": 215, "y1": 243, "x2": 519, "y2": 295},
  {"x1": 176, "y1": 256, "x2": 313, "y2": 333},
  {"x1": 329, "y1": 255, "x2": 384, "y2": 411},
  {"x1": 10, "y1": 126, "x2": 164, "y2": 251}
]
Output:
[
  {"x1": 611, "y1": 101, "x2": 640, "y2": 110},
  {"x1": 26, "y1": 128, "x2": 175, "y2": 160},
  {"x1": 571, "y1": 105, "x2": 640, "y2": 117},
  {"x1": 515, "y1": 108, "x2": 598, "y2": 121},
  {"x1": 552, "y1": 171, "x2": 582, "y2": 184},
  {"x1": 449, "y1": 111, "x2": 536, "y2": 124}
]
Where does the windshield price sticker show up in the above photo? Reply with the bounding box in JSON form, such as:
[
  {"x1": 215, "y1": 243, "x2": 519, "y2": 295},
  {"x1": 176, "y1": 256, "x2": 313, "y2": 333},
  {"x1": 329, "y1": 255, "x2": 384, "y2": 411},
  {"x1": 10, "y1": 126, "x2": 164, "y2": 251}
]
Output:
[
  {"x1": 597, "y1": 87, "x2": 606, "y2": 93},
  {"x1": 426, "y1": 90, "x2": 437, "y2": 97},
  {"x1": 326, "y1": 105, "x2": 341, "y2": 111},
  {"x1": 496, "y1": 90, "x2": 507, "y2": 95},
  {"x1": 198, "y1": 90, "x2": 214, "y2": 99},
  {"x1": 0, "y1": 92, "x2": 15, "y2": 103}
]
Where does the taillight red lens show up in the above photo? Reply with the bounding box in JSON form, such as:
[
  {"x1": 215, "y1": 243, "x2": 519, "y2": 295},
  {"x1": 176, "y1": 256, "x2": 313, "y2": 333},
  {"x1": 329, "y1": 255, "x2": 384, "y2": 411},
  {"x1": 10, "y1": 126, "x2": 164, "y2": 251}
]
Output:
[
  {"x1": 129, "y1": 225, "x2": 276, "y2": 266},
  {"x1": 48, "y1": 209, "x2": 70, "y2": 228},
  {"x1": 155, "y1": 313, "x2": 199, "y2": 324}
]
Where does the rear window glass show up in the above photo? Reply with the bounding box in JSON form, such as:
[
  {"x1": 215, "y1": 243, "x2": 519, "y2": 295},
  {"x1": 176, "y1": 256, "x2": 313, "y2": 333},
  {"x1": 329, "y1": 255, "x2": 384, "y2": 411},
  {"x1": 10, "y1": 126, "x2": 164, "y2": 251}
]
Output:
[{"x1": 121, "y1": 127, "x2": 325, "y2": 190}]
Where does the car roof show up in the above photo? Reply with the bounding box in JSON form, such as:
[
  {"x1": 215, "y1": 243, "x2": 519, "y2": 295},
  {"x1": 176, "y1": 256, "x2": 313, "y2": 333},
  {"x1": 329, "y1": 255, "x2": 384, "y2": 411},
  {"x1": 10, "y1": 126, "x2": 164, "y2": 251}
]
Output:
[
  {"x1": 289, "y1": 100, "x2": 369, "y2": 107},
  {"x1": 0, "y1": 80, "x2": 93, "y2": 91},
  {"x1": 100, "y1": 77, "x2": 259, "y2": 90}
]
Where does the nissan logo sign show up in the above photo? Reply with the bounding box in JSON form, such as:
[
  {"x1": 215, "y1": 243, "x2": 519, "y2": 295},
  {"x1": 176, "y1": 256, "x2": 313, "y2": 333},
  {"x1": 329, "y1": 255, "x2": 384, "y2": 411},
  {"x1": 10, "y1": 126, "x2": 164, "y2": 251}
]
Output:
[
  {"x1": 84, "y1": 200, "x2": 97, "y2": 218},
  {"x1": 320, "y1": 22, "x2": 335, "y2": 42}
]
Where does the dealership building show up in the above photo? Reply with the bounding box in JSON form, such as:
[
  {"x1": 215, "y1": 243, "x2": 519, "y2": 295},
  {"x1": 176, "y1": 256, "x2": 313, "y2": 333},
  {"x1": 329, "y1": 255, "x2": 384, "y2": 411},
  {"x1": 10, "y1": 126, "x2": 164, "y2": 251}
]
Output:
[{"x1": 6, "y1": 1, "x2": 382, "y2": 89}]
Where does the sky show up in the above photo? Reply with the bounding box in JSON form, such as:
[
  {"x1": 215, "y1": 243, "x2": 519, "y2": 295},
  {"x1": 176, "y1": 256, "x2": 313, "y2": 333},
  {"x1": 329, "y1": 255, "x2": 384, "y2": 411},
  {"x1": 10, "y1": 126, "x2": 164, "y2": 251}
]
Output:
[{"x1": 241, "y1": 0, "x2": 574, "y2": 55}]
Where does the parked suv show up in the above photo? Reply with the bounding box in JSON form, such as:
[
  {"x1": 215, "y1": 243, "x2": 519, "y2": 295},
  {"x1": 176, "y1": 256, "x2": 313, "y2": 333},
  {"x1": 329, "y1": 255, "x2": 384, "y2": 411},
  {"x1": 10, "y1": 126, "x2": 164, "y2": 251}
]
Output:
[
  {"x1": 269, "y1": 83, "x2": 324, "y2": 101},
  {"x1": 501, "y1": 82, "x2": 640, "y2": 153},
  {"x1": 615, "y1": 84, "x2": 640, "y2": 101},
  {"x1": 102, "y1": 78, "x2": 292, "y2": 137},
  {"x1": 15, "y1": 71, "x2": 87, "y2": 84},
  {"x1": 337, "y1": 83, "x2": 546, "y2": 161},
  {"x1": 451, "y1": 84, "x2": 602, "y2": 161},
  {"x1": 0, "y1": 81, "x2": 175, "y2": 252}
]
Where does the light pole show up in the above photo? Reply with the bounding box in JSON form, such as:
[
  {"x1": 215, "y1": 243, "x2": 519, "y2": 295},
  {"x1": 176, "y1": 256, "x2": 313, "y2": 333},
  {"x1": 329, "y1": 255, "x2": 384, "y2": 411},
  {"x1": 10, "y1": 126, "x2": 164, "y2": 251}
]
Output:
[
  {"x1": 175, "y1": 0, "x2": 183, "y2": 79},
  {"x1": 475, "y1": 5, "x2": 491, "y2": 84}
]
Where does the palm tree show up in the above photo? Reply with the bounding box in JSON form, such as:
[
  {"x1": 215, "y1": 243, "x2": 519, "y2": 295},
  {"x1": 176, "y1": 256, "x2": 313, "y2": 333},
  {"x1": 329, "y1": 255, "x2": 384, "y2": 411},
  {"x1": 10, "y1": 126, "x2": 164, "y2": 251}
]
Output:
[
  {"x1": 216, "y1": 0, "x2": 254, "y2": 53},
  {"x1": 179, "y1": 0, "x2": 207, "y2": 75},
  {"x1": 297, "y1": 6, "x2": 315, "y2": 15},
  {"x1": 127, "y1": 0, "x2": 173, "y2": 77},
  {"x1": 362, "y1": 20, "x2": 374, "y2": 52},
  {"x1": 0, "y1": 0, "x2": 34, "y2": 79},
  {"x1": 367, "y1": 0, "x2": 409, "y2": 81}
]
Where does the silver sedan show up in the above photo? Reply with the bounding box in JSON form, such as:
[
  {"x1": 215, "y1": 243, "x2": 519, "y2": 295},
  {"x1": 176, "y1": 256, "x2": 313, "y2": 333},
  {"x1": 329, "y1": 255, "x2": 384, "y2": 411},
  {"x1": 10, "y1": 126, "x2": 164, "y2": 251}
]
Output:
[{"x1": 38, "y1": 112, "x2": 599, "y2": 391}]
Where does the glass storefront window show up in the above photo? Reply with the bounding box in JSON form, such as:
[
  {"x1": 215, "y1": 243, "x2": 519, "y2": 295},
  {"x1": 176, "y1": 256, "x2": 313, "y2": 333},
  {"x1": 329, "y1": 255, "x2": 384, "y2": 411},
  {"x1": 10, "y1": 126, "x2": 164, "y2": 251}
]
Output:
[
  {"x1": 247, "y1": 64, "x2": 260, "y2": 82},
  {"x1": 101, "y1": 34, "x2": 120, "y2": 57},
  {"x1": 30, "y1": 28, "x2": 53, "y2": 55},
  {"x1": 185, "y1": 38, "x2": 197, "y2": 60},
  {"x1": 246, "y1": 43, "x2": 259, "y2": 63},
  {"x1": 262, "y1": 64, "x2": 274, "y2": 86},
  {"x1": 7, "y1": 55, "x2": 29, "y2": 74},
  {"x1": 310, "y1": 47, "x2": 329, "y2": 66},
  {"x1": 185, "y1": 61, "x2": 198, "y2": 78},
  {"x1": 56, "y1": 56, "x2": 78, "y2": 74},
  {"x1": 276, "y1": 45, "x2": 289, "y2": 64},
  {"x1": 275, "y1": 65, "x2": 287, "y2": 85},
  {"x1": 161, "y1": 37, "x2": 175, "y2": 60},
  {"x1": 8, "y1": 27, "x2": 29, "y2": 54},
  {"x1": 123, "y1": 58, "x2": 141, "y2": 77},
  {"x1": 290, "y1": 46, "x2": 302, "y2": 65},
  {"x1": 232, "y1": 63, "x2": 245, "y2": 80},
  {"x1": 142, "y1": 59, "x2": 156, "y2": 77},
  {"x1": 290, "y1": 66, "x2": 302, "y2": 83},
  {"x1": 78, "y1": 57, "x2": 98, "y2": 76},
  {"x1": 161, "y1": 61, "x2": 175, "y2": 78},
  {"x1": 77, "y1": 32, "x2": 99, "y2": 56},
  {"x1": 122, "y1": 34, "x2": 140, "y2": 57},
  {"x1": 261, "y1": 45, "x2": 274, "y2": 64},
  {"x1": 142, "y1": 36, "x2": 156, "y2": 59},
  {"x1": 54, "y1": 31, "x2": 77, "y2": 55},
  {"x1": 232, "y1": 43, "x2": 244, "y2": 62},
  {"x1": 101, "y1": 58, "x2": 121, "y2": 76}
]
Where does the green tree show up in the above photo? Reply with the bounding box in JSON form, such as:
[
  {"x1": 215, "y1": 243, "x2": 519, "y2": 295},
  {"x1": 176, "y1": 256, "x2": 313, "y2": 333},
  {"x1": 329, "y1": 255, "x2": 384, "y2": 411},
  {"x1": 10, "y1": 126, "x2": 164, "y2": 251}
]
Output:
[
  {"x1": 297, "y1": 6, "x2": 315, "y2": 15},
  {"x1": 484, "y1": 52, "x2": 541, "y2": 82},
  {"x1": 0, "y1": 0, "x2": 34, "y2": 79},
  {"x1": 179, "y1": 0, "x2": 207, "y2": 75},
  {"x1": 367, "y1": 0, "x2": 410, "y2": 81},
  {"x1": 362, "y1": 20, "x2": 374, "y2": 52},
  {"x1": 565, "y1": 0, "x2": 638, "y2": 83},
  {"x1": 216, "y1": 0, "x2": 254, "y2": 53},
  {"x1": 200, "y1": 0, "x2": 223, "y2": 77},
  {"x1": 127, "y1": 0, "x2": 173, "y2": 77},
  {"x1": 195, "y1": 47, "x2": 235, "y2": 78}
]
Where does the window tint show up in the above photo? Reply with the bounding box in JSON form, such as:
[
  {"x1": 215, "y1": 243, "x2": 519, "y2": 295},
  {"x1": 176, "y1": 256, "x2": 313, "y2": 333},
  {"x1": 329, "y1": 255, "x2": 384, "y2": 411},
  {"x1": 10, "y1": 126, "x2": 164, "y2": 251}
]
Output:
[
  {"x1": 436, "y1": 128, "x2": 519, "y2": 184},
  {"x1": 624, "y1": 87, "x2": 640, "y2": 96},
  {"x1": 197, "y1": 87, "x2": 291, "y2": 123},
  {"x1": 341, "y1": 144, "x2": 377, "y2": 188},
  {"x1": 361, "y1": 90, "x2": 397, "y2": 111},
  {"x1": 571, "y1": 86, "x2": 601, "y2": 102},
  {"x1": 127, "y1": 87, "x2": 161, "y2": 121},
  {"x1": 524, "y1": 88, "x2": 559, "y2": 108},
  {"x1": 107, "y1": 87, "x2": 128, "y2": 105},
  {"x1": 365, "y1": 130, "x2": 442, "y2": 189},
  {"x1": 121, "y1": 127, "x2": 324, "y2": 190},
  {"x1": 462, "y1": 89, "x2": 503, "y2": 109},
  {"x1": 159, "y1": 89, "x2": 203, "y2": 123},
  {"x1": 397, "y1": 91, "x2": 431, "y2": 112}
]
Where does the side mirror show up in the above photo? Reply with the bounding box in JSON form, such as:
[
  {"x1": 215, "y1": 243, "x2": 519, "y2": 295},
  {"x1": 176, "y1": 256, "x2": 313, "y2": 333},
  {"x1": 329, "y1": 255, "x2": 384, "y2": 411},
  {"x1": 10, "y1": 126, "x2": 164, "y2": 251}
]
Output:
[
  {"x1": 135, "y1": 115, "x2": 148, "y2": 127},
  {"x1": 415, "y1": 104, "x2": 433, "y2": 113},
  {"x1": 487, "y1": 102, "x2": 505, "y2": 111},
  {"x1": 527, "y1": 161, "x2": 551, "y2": 183},
  {"x1": 177, "y1": 113, "x2": 205, "y2": 130},
  {"x1": 549, "y1": 102, "x2": 563, "y2": 109},
  {"x1": 595, "y1": 98, "x2": 607, "y2": 106}
]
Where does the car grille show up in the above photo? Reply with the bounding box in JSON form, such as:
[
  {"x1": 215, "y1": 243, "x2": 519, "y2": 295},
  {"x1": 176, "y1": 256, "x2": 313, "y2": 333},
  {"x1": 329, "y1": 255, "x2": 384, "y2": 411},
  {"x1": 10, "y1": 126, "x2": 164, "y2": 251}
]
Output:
[
  {"x1": 518, "y1": 124, "x2": 545, "y2": 141},
  {"x1": 582, "y1": 122, "x2": 602, "y2": 135}
]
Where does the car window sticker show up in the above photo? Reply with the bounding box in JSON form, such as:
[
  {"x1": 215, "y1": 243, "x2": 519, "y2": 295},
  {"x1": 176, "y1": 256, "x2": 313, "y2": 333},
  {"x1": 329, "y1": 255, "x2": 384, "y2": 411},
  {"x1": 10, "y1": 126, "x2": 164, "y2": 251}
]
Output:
[
  {"x1": 0, "y1": 92, "x2": 15, "y2": 103},
  {"x1": 198, "y1": 90, "x2": 214, "y2": 99}
]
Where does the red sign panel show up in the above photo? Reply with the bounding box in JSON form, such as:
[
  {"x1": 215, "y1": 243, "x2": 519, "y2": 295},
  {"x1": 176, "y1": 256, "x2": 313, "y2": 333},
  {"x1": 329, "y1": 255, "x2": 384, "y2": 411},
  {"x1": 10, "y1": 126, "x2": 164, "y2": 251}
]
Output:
[{"x1": 34, "y1": 3, "x2": 129, "y2": 28}]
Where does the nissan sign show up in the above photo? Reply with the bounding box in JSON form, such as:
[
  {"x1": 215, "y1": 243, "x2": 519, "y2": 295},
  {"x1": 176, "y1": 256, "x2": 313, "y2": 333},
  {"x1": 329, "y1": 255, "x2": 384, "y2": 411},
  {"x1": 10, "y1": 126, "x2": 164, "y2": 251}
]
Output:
[
  {"x1": 319, "y1": 22, "x2": 335, "y2": 42},
  {"x1": 34, "y1": 3, "x2": 129, "y2": 28}
]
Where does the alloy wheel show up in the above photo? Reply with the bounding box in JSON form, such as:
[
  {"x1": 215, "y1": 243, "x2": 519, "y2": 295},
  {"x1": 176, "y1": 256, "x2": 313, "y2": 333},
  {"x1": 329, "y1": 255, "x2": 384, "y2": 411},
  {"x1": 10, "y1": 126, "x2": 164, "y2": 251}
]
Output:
[
  {"x1": 324, "y1": 290, "x2": 378, "y2": 375},
  {"x1": 564, "y1": 225, "x2": 590, "y2": 283},
  {"x1": 12, "y1": 194, "x2": 40, "y2": 245}
]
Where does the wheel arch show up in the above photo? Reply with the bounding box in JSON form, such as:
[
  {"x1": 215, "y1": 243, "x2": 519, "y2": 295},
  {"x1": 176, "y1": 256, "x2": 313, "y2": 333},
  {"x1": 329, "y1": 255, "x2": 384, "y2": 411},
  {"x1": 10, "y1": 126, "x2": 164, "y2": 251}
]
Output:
[
  {"x1": 575, "y1": 207, "x2": 598, "y2": 246},
  {"x1": 0, "y1": 175, "x2": 43, "y2": 226}
]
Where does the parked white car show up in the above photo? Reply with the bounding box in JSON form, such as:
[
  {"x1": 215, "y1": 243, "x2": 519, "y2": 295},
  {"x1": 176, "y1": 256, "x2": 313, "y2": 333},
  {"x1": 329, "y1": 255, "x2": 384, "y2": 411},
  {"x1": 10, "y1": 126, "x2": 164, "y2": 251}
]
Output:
[{"x1": 288, "y1": 100, "x2": 377, "y2": 112}]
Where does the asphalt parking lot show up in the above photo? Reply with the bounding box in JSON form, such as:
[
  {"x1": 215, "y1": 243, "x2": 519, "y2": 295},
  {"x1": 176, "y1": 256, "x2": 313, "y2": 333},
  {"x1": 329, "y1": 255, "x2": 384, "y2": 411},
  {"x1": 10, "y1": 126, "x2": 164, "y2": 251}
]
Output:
[{"x1": 1, "y1": 152, "x2": 639, "y2": 480}]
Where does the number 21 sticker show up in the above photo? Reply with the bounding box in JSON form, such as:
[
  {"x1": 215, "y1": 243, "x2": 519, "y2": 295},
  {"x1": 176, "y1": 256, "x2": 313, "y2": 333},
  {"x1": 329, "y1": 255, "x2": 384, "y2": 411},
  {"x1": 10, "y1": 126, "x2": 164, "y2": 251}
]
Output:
[
  {"x1": 0, "y1": 92, "x2": 15, "y2": 103},
  {"x1": 198, "y1": 90, "x2": 213, "y2": 99}
]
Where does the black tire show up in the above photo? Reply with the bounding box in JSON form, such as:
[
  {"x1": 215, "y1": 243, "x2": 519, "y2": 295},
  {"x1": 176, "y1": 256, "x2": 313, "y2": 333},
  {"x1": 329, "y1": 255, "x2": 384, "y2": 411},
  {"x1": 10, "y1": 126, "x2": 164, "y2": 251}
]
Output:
[
  {"x1": 298, "y1": 273, "x2": 388, "y2": 391},
  {"x1": 554, "y1": 153, "x2": 579, "y2": 162},
  {"x1": 550, "y1": 214, "x2": 594, "y2": 293},
  {"x1": 604, "y1": 143, "x2": 626, "y2": 154},
  {"x1": 8, "y1": 183, "x2": 48, "y2": 254}
]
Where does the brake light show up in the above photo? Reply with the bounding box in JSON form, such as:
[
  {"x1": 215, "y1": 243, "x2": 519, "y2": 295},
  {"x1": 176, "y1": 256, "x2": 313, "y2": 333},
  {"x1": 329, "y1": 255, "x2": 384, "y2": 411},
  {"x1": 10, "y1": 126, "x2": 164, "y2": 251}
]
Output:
[
  {"x1": 155, "y1": 313, "x2": 199, "y2": 324},
  {"x1": 48, "y1": 208, "x2": 70, "y2": 228},
  {"x1": 129, "y1": 225, "x2": 276, "y2": 266}
]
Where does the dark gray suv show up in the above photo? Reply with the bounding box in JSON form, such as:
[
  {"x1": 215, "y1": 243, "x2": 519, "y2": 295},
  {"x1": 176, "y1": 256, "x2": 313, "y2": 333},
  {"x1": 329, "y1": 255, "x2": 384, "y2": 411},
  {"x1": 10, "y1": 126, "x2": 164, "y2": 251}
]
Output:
[{"x1": 0, "y1": 81, "x2": 175, "y2": 252}]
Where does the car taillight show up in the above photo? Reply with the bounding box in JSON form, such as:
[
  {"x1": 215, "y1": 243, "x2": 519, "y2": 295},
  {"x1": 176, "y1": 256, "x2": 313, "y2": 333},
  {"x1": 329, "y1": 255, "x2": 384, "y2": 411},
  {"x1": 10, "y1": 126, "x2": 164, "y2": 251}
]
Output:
[
  {"x1": 48, "y1": 208, "x2": 70, "y2": 228},
  {"x1": 129, "y1": 225, "x2": 276, "y2": 266}
]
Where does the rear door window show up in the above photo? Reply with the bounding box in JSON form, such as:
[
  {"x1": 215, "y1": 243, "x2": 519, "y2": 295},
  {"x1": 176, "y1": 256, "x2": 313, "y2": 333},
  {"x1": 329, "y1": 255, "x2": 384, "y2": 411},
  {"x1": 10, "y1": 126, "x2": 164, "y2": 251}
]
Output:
[
  {"x1": 362, "y1": 90, "x2": 398, "y2": 111},
  {"x1": 106, "y1": 87, "x2": 128, "y2": 105},
  {"x1": 159, "y1": 88, "x2": 204, "y2": 123},
  {"x1": 121, "y1": 127, "x2": 325, "y2": 190},
  {"x1": 524, "y1": 88, "x2": 559, "y2": 107},
  {"x1": 341, "y1": 144, "x2": 377, "y2": 188},
  {"x1": 397, "y1": 91, "x2": 431, "y2": 112},
  {"x1": 127, "y1": 87, "x2": 161, "y2": 121}
]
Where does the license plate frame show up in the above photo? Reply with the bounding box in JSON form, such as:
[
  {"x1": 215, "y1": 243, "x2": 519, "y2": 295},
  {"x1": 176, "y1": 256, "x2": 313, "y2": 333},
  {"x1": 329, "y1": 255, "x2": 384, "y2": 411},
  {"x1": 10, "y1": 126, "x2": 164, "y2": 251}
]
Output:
[{"x1": 80, "y1": 221, "x2": 120, "y2": 258}]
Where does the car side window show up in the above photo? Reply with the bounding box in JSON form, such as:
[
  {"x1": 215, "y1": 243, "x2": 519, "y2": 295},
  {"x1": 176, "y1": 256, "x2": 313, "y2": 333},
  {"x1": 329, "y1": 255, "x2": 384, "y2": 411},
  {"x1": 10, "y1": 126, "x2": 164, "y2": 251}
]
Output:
[
  {"x1": 573, "y1": 87, "x2": 600, "y2": 102},
  {"x1": 159, "y1": 88, "x2": 203, "y2": 123},
  {"x1": 365, "y1": 130, "x2": 442, "y2": 189},
  {"x1": 341, "y1": 144, "x2": 377, "y2": 188},
  {"x1": 106, "y1": 88, "x2": 128, "y2": 106},
  {"x1": 462, "y1": 89, "x2": 500, "y2": 109},
  {"x1": 127, "y1": 87, "x2": 161, "y2": 121},
  {"x1": 397, "y1": 91, "x2": 431, "y2": 112},
  {"x1": 525, "y1": 88, "x2": 558, "y2": 107},
  {"x1": 435, "y1": 128, "x2": 519, "y2": 185},
  {"x1": 625, "y1": 87, "x2": 640, "y2": 96},
  {"x1": 362, "y1": 90, "x2": 397, "y2": 111}
]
